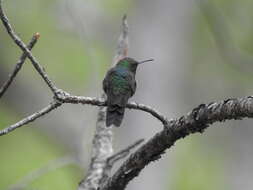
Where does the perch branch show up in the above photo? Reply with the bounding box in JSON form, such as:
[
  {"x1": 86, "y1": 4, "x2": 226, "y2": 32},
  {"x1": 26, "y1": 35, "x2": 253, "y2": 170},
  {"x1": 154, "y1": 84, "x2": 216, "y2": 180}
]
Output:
[
  {"x1": 0, "y1": 33, "x2": 39, "y2": 98},
  {"x1": 56, "y1": 92, "x2": 168, "y2": 125},
  {"x1": 0, "y1": 90, "x2": 167, "y2": 137}
]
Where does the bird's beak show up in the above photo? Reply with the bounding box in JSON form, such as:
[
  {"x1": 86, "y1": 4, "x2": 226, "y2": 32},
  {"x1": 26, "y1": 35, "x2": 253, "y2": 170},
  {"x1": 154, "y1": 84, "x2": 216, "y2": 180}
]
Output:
[{"x1": 138, "y1": 59, "x2": 154, "y2": 64}]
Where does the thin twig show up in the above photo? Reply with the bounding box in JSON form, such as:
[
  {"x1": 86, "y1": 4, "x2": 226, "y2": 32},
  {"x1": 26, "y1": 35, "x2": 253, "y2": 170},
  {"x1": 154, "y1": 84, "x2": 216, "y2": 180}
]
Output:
[
  {"x1": 0, "y1": 101, "x2": 62, "y2": 136},
  {"x1": 57, "y1": 93, "x2": 168, "y2": 125},
  {"x1": 0, "y1": 1, "x2": 58, "y2": 95},
  {"x1": 0, "y1": 33, "x2": 39, "y2": 98}
]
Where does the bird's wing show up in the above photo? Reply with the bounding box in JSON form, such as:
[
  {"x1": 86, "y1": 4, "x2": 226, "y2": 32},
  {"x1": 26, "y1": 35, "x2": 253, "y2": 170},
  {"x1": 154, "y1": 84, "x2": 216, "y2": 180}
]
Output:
[
  {"x1": 103, "y1": 69, "x2": 134, "y2": 107},
  {"x1": 103, "y1": 68, "x2": 114, "y2": 94},
  {"x1": 128, "y1": 74, "x2": 136, "y2": 96}
]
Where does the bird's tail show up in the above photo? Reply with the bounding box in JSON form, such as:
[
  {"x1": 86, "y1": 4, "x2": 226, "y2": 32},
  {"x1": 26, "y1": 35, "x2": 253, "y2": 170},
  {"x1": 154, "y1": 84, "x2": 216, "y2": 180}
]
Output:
[{"x1": 106, "y1": 105, "x2": 125, "y2": 127}]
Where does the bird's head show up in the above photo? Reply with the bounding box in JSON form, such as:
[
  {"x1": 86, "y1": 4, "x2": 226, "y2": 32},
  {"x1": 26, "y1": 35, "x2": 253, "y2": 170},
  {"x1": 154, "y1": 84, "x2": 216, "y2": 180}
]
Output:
[{"x1": 116, "y1": 57, "x2": 153, "y2": 73}]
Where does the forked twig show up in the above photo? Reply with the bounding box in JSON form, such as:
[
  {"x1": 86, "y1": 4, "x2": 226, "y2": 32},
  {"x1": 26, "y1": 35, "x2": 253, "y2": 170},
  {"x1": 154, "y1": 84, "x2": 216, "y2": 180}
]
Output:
[
  {"x1": 0, "y1": 2, "x2": 58, "y2": 95},
  {"x1": 0, "y1": 33, "x2": 40, "y2": 98}
]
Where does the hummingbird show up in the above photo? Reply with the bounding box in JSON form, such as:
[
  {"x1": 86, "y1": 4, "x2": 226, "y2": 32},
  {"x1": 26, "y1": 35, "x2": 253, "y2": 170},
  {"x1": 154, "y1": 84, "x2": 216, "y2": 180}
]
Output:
[{"x1": 103, "y1": 57, "x2": 153, "y2": 127}]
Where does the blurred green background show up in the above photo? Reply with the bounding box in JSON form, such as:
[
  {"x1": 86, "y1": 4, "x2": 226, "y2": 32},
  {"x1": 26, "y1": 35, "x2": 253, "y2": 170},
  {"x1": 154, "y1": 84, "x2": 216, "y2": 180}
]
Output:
[{"x1": 1, "y1": 0, "x2": 253, "y2": 189}]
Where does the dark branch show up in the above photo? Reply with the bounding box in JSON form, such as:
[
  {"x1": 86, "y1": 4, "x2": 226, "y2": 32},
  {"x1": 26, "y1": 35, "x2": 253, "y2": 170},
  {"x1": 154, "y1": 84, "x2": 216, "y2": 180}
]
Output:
[
  {"x1": 0, "y1": 33, "x2": 39, "y2": 98},
  {"x1": 103, "y1": 96, "x2": 253, "y2": 190}
]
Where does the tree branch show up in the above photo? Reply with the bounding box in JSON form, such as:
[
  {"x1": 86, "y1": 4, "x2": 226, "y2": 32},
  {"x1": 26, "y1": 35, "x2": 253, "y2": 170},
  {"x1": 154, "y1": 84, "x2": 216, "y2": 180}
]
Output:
[
  {"x1": 103, "y1": 96, "x2": 253, "y2": 190},
  {"x1": 0, "y1": 33, "x2": 39, "y2": 98},
  {"x1": 0, "y1": 101, "x2": 62, "y2": 136},
  {"x1": 56, "y1": 92, "x2": 168, "y2": 125}
]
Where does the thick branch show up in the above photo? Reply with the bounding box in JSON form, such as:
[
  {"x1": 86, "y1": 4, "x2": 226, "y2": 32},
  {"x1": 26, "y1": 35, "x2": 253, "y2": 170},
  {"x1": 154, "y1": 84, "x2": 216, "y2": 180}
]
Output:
[
  {"x1": 103, "y1": 96, "x2": 253, "y2": 190},
  {"x1": 0, "y1": 33, "x2": 39, "y2": 98},
  {"x1": 0, "y1": 1, "x2": 58, "y2": 95},
  {"x1": 0, "y1": 101, "x2": 62, "y2": 136}
]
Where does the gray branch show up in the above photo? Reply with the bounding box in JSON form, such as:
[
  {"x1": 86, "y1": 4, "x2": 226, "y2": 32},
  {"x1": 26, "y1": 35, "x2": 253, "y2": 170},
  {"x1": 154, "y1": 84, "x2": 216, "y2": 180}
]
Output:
[
  {"x1": 57, "y1": 92, "x2": 168, "y2": 125},
  {"x1": 0, "y1": 101, "x2": 62, "y2": 136},
  {"x1": 0, "y1": 33, "x2": 39, "y2": 98},
  {"x1": 0, "y1": 90, "x2": 167, "y2": 136}
]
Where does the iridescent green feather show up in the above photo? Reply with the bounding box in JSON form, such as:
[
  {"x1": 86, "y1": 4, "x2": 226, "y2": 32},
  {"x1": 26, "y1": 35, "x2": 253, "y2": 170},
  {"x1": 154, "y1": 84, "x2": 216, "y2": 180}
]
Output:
[
  {"x1": 111, "y1": 75, "x2": 129, "y2": 94},
  {"x1": 118, "y1": 60, "x2": 130, "y2": 68}
]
